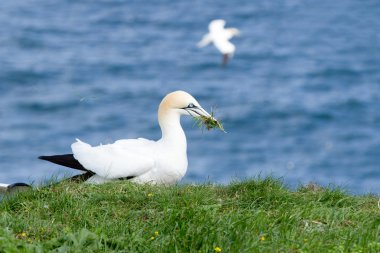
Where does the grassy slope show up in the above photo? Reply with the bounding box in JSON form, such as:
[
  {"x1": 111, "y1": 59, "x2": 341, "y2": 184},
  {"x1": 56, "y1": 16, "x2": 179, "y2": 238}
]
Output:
[{"x1": 0, "y1": 178, "x2": 379, "y2": 252}]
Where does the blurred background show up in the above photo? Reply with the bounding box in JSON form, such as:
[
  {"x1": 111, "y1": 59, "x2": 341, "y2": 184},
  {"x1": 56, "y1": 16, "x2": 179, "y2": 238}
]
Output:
[{"x1": 0, "y1": 0, "x2": 379, "y2": 194}]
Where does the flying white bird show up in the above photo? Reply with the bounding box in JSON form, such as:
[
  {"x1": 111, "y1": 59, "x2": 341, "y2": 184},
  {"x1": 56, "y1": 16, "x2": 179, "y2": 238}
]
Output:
[
  {"x1": 198, "y1": 19, "x2": 240, "y2": 65},
  {"x1": 39, "y1": 91, "x2": 215, "y2": 185}
]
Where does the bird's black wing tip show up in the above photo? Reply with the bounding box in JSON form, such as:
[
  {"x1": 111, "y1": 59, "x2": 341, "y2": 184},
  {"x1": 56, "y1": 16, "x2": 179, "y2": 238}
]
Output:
[
  {"x1": 38, "y1": 154, "x2": 88, "y2": 172},
  {"x1": 9, "y1": 182, "x2": 31, "y2": 188},
  {"x1": 7, "y1": 183, "x2": 31, "y2": 194}
]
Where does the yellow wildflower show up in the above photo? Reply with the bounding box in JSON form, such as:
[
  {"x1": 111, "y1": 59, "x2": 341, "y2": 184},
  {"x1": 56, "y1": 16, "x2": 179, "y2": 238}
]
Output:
[
  {"x1": 150, "y1": 236, "x2": 155, "y2": 240},
  {"x1": 16, "y1": 232, "x2": 27, "y2": 239},
  {"x1": 260, "y1": 236, "x2": 265, "y2": 241},
  {"x1": 214, "y1": 246, "x2": 222, "y2": 252},
  {"x1": 154, "y1": 231, "x2": 159, "y2": 236},
  {"x1": 147, "y1": 193, "x2": 153, "y2": 197}
]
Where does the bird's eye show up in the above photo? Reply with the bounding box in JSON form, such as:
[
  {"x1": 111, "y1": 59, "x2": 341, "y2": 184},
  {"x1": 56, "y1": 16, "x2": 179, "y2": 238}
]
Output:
[{"x1": 188, "y1": 103, "x2": 195, "y2": 108}]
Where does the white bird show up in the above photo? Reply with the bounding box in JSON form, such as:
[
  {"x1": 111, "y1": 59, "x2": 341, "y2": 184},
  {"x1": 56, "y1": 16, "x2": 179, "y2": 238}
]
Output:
[
  {"x1": 39, "y1": 91, "x2": 214, "y2": 185},
  {"x1": 0, "y1": 183, "x2": 30, "y2": 193},
  {"x1": 198, "y1": 19, "x2": 240, "y2": 65}
]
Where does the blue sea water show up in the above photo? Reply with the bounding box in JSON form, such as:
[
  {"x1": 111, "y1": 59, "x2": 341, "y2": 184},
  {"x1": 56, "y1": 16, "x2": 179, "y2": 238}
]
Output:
[{"x1": 0, "y1": 0, "x2": 379, "y2": 194}]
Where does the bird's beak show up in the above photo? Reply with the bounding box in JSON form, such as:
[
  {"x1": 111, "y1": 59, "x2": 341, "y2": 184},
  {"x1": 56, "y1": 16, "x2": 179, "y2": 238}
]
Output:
[{"x1": 184, "y1": 106, "x2": 212, "y2": 118}]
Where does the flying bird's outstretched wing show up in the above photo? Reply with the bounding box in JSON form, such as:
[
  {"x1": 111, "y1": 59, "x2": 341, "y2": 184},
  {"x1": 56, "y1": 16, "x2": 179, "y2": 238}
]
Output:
[
  {"x1": 71, "y1": 139, "x2": 155, "y2": 179},
  {"x1": 209, "y1": 19, "x2": 226, "y2": 33},
  {"x1": 197, "y1": 34, "x2": 212, "y2": 48}
]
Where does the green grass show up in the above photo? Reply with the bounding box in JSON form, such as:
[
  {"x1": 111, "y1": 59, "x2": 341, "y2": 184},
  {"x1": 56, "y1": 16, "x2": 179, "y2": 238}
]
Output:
[{"x1": 0, "y1": 177, "x2": 379, "y2": 252}]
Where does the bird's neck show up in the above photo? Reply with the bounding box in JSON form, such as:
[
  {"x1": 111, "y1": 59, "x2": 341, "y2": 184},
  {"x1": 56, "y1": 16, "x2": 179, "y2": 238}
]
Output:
[{"x1": 158, "y1": 111, "x2": 187, "y2": 150}]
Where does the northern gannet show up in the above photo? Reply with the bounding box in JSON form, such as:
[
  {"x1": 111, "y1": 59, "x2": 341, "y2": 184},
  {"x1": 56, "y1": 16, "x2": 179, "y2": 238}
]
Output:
[
  {"x1": 39, "y1": 91, "x2": 215, "y2": 184},
  {"x1": 198, "y1": 19, "x2": 240, "y2": 65},
  {"x1": 0, "y1": 183, "x2": 30, "y2": 193}
]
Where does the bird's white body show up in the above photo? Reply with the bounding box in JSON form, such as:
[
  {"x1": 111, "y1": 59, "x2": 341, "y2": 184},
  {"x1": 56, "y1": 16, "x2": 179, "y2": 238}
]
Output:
[
  {"x1": 72, "y1": 138, "x2": 187, "y2": 184},
  {"x1": 71, "y1": 91, "x2": 211, "y2": 184},
  {"x1": 198, "y1": 19, "x2": 240, "y2": 57}
]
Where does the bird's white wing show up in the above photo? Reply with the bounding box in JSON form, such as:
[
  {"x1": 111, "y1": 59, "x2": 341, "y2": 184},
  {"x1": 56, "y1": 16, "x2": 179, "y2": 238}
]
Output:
[
  {"x1": 214, "y1": 38, "x2": 235, "y2": 55},
  {"x1": 71, "y1": 139, "x2": 155, "y2": 179},
  {"x1": 197, "y1": 33, "x2": 212, "y2": 48},
  {"x1": 224, "y1": 28, "x2": 239, "y2": 40},
  {"x1": 209, "y1": 19, "x2": 226, "y2": 33}
]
